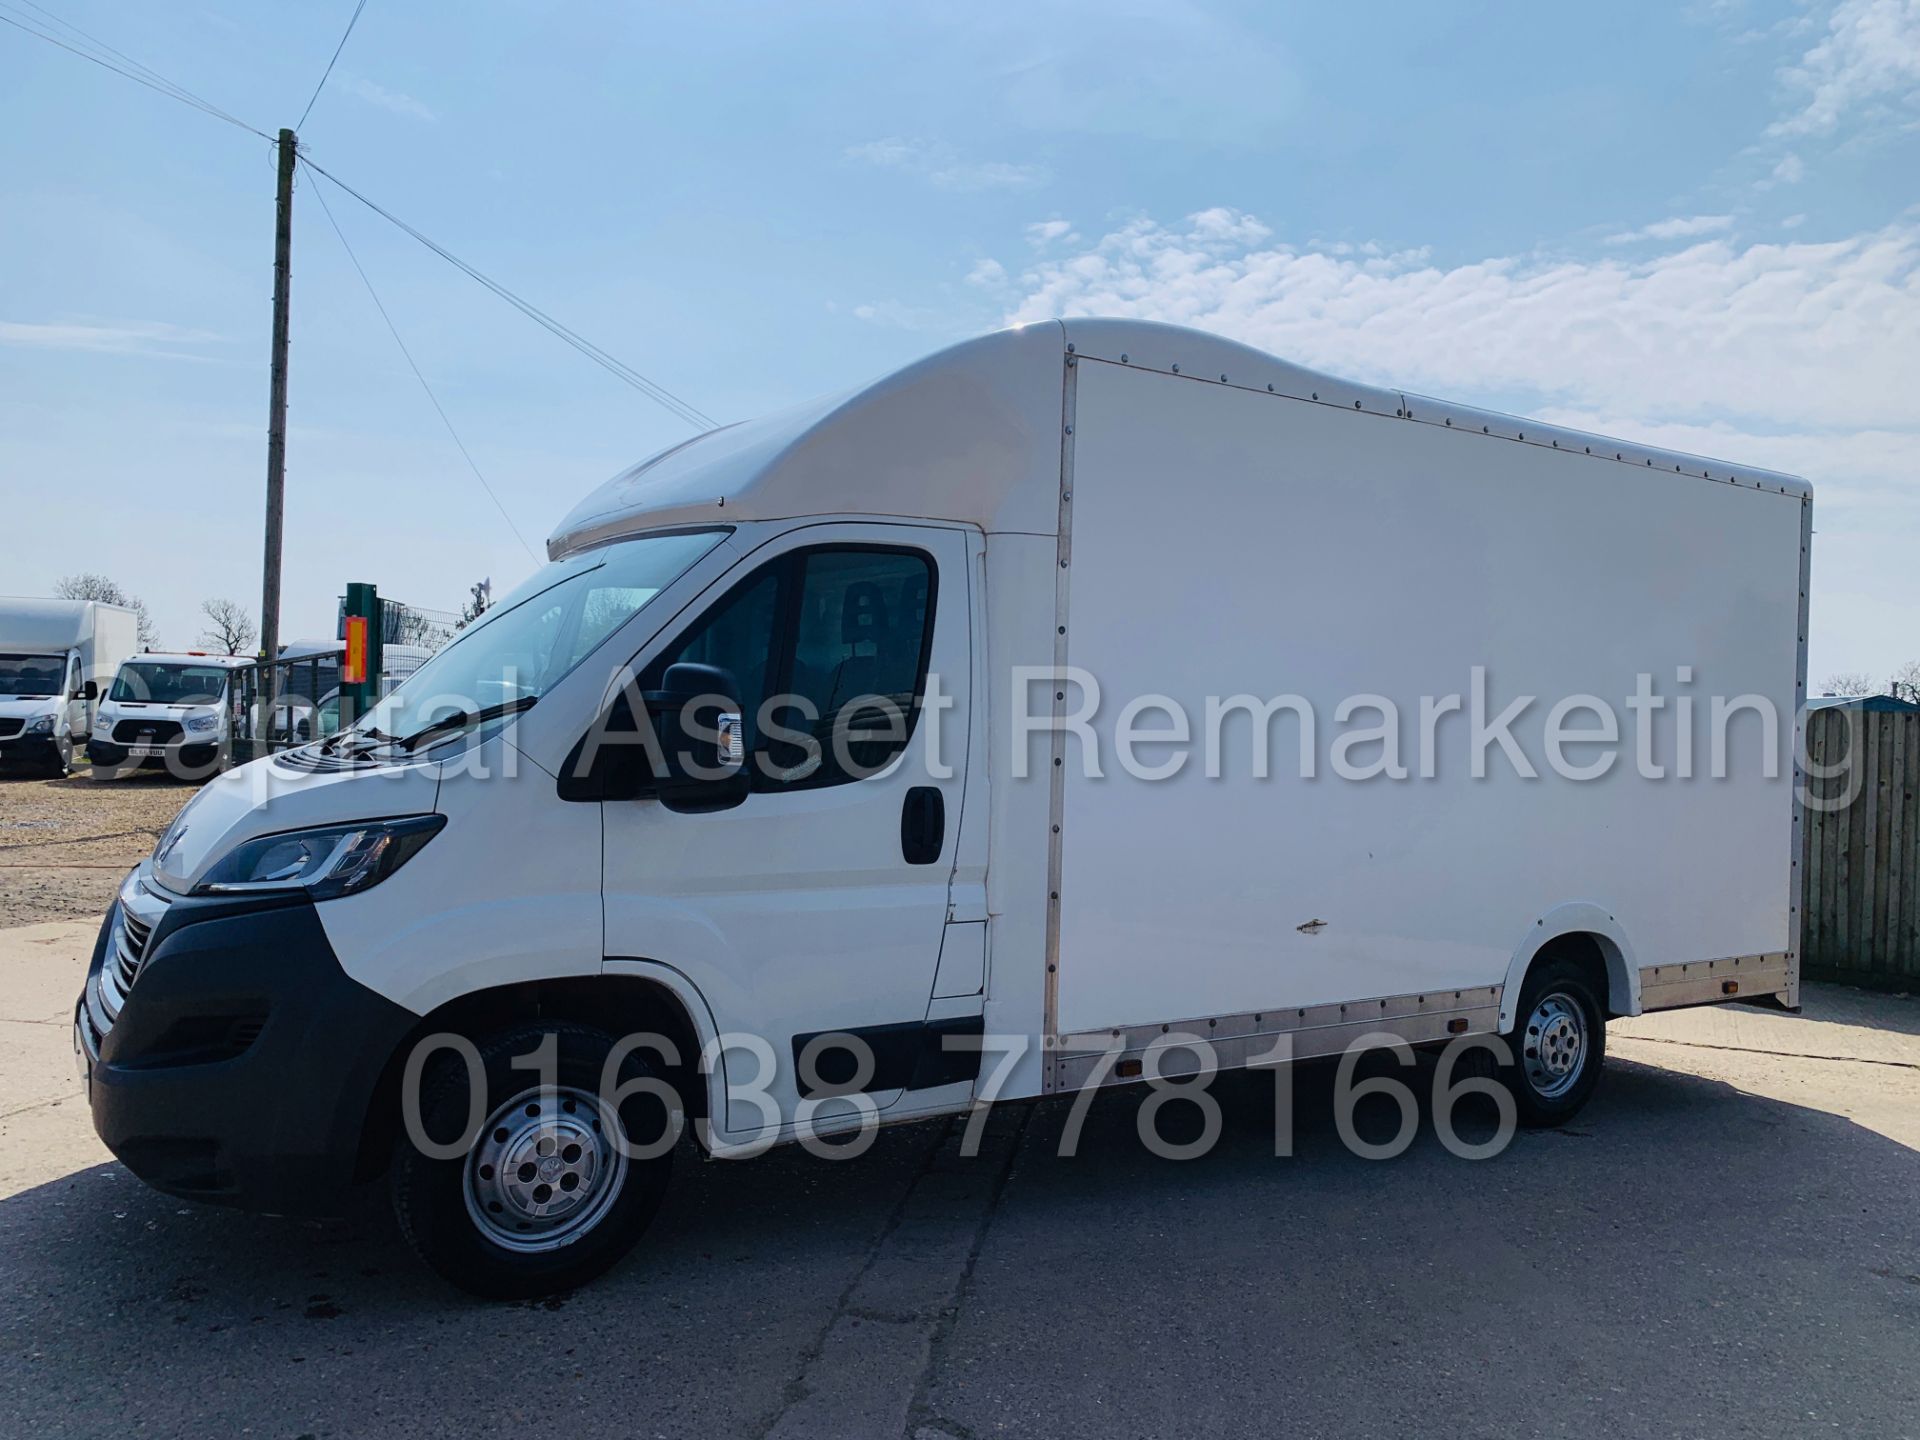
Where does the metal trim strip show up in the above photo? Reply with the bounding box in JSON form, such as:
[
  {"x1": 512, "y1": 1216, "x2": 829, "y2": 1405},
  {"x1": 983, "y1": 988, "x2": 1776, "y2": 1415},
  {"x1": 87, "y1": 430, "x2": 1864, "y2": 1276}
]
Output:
[
  {"x1": 1041, "y1": 349, "x2": 1078, "y2": 1094},
  {"x1": 1052, "y1": 985, "x2": 1505, "y2": 1090}
]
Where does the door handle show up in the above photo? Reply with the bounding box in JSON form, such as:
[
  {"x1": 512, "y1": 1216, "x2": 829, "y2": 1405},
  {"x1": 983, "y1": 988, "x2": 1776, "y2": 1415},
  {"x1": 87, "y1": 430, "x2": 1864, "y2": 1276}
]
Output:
[{"x1": 901, "y1": 786, "x2": 945, "y2": 865}]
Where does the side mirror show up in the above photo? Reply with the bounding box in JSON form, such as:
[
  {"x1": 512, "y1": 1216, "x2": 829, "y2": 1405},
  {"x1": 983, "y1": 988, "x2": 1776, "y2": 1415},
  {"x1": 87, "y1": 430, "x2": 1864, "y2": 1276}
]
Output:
[
  {"x1": 81, "y1": 680, "x2": 98, "y2": 702},
  {"x1": 558, "y1": 662, "x2": 748, "y2": 812}
]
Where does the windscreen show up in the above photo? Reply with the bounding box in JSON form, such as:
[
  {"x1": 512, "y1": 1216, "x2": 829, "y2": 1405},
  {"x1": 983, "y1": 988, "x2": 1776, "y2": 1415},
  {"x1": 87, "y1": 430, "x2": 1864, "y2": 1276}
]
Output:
[
  {"x1": 351, "y1": 528, "x2": 727, "y2": 741},
  {"x1": 0, "y1": 654, "x2": 66, "y2": 698},
  {"x1": 110, "y1": 663, "x2": 233, "y2": 705}
]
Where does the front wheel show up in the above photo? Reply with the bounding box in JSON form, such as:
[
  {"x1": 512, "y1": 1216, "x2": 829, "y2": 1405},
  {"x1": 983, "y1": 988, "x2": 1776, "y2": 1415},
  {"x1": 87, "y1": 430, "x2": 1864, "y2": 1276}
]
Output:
[
  {"x1": 391, "y1": 1022, "x2": 678, "y2": 1299},
  {"x1": 1501, "y1": 957, "x2": 1606, "y2": 1127}
]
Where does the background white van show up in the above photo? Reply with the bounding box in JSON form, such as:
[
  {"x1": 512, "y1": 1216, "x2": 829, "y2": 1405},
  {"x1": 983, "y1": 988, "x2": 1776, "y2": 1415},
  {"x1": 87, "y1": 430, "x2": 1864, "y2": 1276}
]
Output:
[
  {"x1": 88, "y1": 653, "x2": 254, "y2": 778},
  {"x1": 0, "y1": 598, "x2": 139, "y2": 777}
]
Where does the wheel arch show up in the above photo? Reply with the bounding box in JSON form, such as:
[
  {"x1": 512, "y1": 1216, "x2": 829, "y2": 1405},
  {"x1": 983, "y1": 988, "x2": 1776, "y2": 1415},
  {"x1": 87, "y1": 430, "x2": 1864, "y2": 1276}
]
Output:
[
  {"x1": 1497, "y1": 903, "x2": 1638, "y2": 1032},
  {"x1": 352, "y1": 964, "x2": 721, "y2": 1183}
]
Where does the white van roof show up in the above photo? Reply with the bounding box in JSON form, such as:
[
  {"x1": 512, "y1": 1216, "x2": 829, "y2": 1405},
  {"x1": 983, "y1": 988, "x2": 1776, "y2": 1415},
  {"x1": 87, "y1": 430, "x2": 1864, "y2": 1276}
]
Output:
[
  {"x1": 548, "y1": 319, "x2": 1810, "y2": 558},
  {"x1": 0, "y1": 597, "x2": 134, "y2": 651},
  {"x1": 123, "y1": 652, "x2": 254, "y2": 669},
  {"x1": 279, "y1": 639, "x2": 343, "y2": 659}
]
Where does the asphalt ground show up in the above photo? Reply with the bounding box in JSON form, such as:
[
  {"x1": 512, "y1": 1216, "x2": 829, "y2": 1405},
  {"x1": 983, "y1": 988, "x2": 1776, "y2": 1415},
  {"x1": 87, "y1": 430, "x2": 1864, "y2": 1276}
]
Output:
[{"x1": 3, "y1": 908, "x2": 1916, "y2": 1440}]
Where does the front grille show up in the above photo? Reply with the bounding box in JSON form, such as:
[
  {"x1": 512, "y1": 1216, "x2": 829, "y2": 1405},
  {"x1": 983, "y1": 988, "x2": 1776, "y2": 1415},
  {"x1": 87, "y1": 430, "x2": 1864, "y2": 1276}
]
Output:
[
  {"x1": 112, "y1": 719, "x2": 184, "y2": 745},
  {"x1": 97, "y1": 881, "x2": 169, "y2": 1031},
  {"x1": 117, "y1": 910, "x2": 153, "y2": 990},
  {"x1": 0, "y1": 718, "x2": 22, "y2": 739}
]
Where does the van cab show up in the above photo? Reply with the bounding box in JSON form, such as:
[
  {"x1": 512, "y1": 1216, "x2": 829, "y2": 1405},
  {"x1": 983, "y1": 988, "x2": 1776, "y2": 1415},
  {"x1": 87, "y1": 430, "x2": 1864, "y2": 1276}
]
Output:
[
  {"x1": 88, "y1": 653, "x2": 253, "y2": 777},
  {"x1": 0, "y1": 597, "x2": 137, "y2": 777}
]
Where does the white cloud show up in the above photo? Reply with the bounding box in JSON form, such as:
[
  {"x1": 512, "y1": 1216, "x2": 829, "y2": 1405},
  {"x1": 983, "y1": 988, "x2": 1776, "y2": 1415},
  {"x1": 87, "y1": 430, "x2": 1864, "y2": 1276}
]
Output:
[
  {"x1": 1772, "y1": 152, "x2": 1807, "y2": 184},
  {"x1": 1782, "y1": 212, "x2": 1808, "y2": 228},
  {"x1": 844, "y1": 137, "x2": 1047, "y2": 191},
  {"x1": 0, "y1": 319, "x2": 223, "y2": 358},
  {"x1": 1605, "y1": 214, "x2": 1735, "y2": 244},
  {"x1": 845, "y1": 138, "x2": 916, "y2": 168},
  {"x1": 1770, "y1": 0, "x2": 1920, "y2": 136},
  {"x1": 1003, "y1": 208, "x2": 1920, "y2": 431},
  {"x1": 851, "y1": 300, "x2": 934, "y2": 329},
  {"x1": 1188, "y1": 206, "x2": 1273, "y2": 247},
  {"x1": 340, "y1": 74, "x2": 438, "y2": 123},
  {"x1": 965, "y1": 258, "x2": 1008, "y2": 288},
  {"x1": 945, "y1": 5, "x2": 1302, "y2": 144},
  {"x1": 1025, "y1": 219, "x2": 1077, "y2": 246}
]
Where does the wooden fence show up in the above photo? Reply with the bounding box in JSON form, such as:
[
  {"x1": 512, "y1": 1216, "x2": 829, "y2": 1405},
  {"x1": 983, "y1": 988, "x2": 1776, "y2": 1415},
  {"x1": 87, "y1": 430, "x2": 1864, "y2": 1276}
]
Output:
[{"x1": 1800, "y1": 706, "x2": 1920, "y2": 987}]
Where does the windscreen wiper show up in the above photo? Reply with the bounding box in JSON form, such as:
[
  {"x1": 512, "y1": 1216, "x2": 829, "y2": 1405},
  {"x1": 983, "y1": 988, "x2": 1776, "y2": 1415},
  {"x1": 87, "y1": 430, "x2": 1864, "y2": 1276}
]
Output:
[
  {"x1": 322, "y1": 724, "x2": 400, "y2": 756},
  {"x1": 398, "y1": 696, "x2": 538, "y2": 751}
]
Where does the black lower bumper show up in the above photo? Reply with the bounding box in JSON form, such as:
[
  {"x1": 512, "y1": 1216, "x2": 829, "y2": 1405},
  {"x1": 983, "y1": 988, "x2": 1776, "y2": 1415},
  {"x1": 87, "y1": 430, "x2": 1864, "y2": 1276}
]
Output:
[
  {"x1": 0, "y1": 735, "x2": 63, "y2": 770},
  {"x1": 77, "y1": 882, "x2": 417, "y2": 1215},
  {"x1": 86, "y1": 740, "x2": 222, "y2": 773}
]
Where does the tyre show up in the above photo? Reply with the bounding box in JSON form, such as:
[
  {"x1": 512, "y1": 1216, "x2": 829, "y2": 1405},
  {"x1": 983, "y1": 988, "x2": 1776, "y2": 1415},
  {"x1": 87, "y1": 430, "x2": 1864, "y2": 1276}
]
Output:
[
  {"x1": 391, "y1": 1022, "x2": 677, "y2": 1299},
  {"x1": 1500, "y1": 955, "x2": 1606, "y2": 1127},
  {"x1": 45, "y1": 736, "x2": 73, "y2": 778}
]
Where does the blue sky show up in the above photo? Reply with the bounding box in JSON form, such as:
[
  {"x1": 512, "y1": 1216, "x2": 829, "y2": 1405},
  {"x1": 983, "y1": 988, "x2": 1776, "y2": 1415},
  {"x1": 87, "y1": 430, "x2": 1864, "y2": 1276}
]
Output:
[{"x1": 2, "y1": 0, "x2": 1915, "y2": 683}]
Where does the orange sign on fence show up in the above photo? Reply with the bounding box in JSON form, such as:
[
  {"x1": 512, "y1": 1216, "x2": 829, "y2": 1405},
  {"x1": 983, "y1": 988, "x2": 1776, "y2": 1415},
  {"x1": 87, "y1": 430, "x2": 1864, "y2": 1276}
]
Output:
[{"x1": 343, "y1": 615, "x2": 369, "y2": 686}]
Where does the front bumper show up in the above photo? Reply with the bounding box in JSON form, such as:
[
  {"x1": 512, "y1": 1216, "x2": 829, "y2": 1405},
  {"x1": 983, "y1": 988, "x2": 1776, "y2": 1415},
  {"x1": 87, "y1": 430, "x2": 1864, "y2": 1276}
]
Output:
[
  {"x1": 76, "y1": 878, "x2": 416, "y2": 1214},
  {"x1": 0, "y1": 734, "x2": 63, "y2": 768},
  {"x1": 87, "y1": 739, "x2": 222, "y2": 772}
]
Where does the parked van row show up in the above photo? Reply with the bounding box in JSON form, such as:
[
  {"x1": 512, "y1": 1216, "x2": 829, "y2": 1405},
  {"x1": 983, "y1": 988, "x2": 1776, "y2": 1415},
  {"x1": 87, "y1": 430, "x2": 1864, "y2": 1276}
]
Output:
[{"x1": 0, "y1": 597, "x2": 435, "y2": 779}]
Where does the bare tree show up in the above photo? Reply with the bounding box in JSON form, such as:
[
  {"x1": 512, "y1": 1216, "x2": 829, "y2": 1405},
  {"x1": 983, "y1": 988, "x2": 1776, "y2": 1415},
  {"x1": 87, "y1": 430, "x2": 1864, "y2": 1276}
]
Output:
[
  {"x1": 55, "y1": 572, "x2": 158, "y2": 648},
  {"x1": 457, "y1": 577, "x2": 492, "y2": 630},
  {"x1": 1892, "y1": 659, "x2": 1920, "y2": 704},
  {"x1": 1821, "y1": 671, "x2": 1877, "y2": 698},
  {"x1": 198, "y1": 598, "x2": 257, "y2": 656}
]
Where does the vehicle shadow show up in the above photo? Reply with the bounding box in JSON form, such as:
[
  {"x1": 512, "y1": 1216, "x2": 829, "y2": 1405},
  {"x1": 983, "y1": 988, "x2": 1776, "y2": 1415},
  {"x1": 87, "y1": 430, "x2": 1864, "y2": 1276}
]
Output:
[
  {"x1": 2, "y1": 1053, "x2": 1916, "y2": 1436},
  {"x1": 1786, "y1": 985, "x2": 1920, "y2": 1038},
  {"x1": 66, "y1": 768, "x2": 206, "y2": 789}
]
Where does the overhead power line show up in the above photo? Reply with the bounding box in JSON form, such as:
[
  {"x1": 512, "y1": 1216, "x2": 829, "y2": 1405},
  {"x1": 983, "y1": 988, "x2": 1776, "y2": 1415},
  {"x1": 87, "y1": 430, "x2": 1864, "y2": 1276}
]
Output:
[
  {"x1": 4, "y1": 1, "x2": 714, "y2": 432},
  {"x1": 309, "y1": 174, "x2": 540, "y2": 562},
  {"x1": 6, "y1": 0, "x2": 716, "y2": 443},
  {"x1": 296, "y1": 0, "x2": 367, "y2": 131},
  {"x1": 298, "y1": 155, "x2": 719, "y2": 431},
  {"x1": 0, "y1": 1, "x2": 270, "y2": 138}
]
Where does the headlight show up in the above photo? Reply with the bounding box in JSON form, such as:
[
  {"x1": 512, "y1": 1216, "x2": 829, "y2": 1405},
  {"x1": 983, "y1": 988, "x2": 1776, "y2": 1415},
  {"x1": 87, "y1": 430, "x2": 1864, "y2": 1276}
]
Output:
[
  {"x1": 93, "y1": 715, "x2": 111, "y2": 734},
  {"x1": 25, "y1": 714, "x2": 55, "y2": 735},
  {"x1": 185, "y1": 713, "x2": 220, "y2": 733},
  {"x1": 193, "y1": 815, "x2": 445, "y2": 899}
]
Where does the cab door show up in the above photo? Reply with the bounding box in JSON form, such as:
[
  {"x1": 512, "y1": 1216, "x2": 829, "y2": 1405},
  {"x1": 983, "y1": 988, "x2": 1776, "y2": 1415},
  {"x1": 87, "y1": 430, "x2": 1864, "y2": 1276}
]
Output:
[
  {"x1": 64, "y1": 654, "x2": 86, "y2": 738},
  {"x1": 599, "y1": 523, "x2": 974, "y2": 1138}
]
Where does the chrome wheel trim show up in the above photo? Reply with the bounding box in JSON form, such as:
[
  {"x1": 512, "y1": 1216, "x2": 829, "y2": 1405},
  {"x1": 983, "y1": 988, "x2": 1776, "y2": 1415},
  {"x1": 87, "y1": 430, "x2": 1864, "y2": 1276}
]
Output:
[
  {"x1": 1522, "y1": 991, "x2": 1588, "y2": 1100},
  {"x1": 462, "y1": 1085, "x2": 628, "y2": 1254}
]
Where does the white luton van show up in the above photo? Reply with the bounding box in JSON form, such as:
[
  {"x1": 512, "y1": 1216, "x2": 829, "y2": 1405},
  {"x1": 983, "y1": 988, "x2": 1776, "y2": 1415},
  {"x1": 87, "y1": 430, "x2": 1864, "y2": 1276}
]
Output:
[
  {"x1": 76, "y1": 320, "x2": 1809, "y2": 1296},
  {"x1": 0, "y1": 597, "x2": 139, "y2": 776}
]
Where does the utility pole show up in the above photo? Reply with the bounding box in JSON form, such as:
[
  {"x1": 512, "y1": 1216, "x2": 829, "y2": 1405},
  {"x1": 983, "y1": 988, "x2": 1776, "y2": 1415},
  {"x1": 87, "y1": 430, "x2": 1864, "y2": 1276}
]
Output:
[{"x1": 259, "y1": 126, "x2": 297, "y2": 706}]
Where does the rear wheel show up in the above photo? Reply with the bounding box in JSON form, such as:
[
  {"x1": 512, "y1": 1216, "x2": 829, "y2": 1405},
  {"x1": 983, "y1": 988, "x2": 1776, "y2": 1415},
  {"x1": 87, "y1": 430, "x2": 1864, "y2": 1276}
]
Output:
[
  {"x1": 391, "y1": 1022, "x2": 677, "y2": 1299},
  {"x1": 1501, "y1": 956, "x2": 1606, "y2": 1126}
]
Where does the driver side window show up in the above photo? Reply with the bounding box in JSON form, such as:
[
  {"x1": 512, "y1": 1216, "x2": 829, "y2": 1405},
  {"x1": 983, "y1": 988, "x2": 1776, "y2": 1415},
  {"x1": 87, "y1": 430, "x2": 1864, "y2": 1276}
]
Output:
[
  {"x1": 641, "y1": 567, "x2": 781, "y2": 757},
  {"x1": 642, "y1": 544, "x2": 936, "y2": 792}
]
